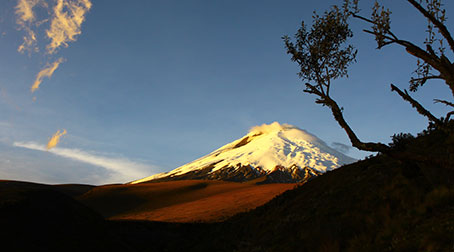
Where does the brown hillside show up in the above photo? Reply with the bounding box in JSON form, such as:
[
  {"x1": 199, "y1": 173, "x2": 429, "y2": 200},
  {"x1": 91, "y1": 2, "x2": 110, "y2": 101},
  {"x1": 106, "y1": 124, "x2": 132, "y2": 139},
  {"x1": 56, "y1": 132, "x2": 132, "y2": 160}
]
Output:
[{"x1": 78, "y1": 180, "x2": 295, "y2": 222}]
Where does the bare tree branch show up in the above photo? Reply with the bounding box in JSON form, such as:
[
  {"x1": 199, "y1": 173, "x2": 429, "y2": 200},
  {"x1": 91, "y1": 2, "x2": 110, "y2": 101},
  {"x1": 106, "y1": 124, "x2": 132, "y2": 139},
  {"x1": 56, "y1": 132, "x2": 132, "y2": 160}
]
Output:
[
  {"x1": 434, "y1": 99, "x2": 454, "y2": 107},
  {"x1": 446, "y1": 111, "x2": 454, "y2": 121},
  {"x1": 412, "y1": 76, "x2": 443, "y2": 82},
  {"x1": 304, "y1": 83, "x2": 390, "y2": 153},
  {"x1": 426, "y1": 44, "x2": 437, "y2": 56},
  {"x1": 407, "y1": 0, "x2": 454, "y2": 53},
  {"x1": 356, "y1": 2, "x2": 454, "y2": 96},
  {"x1": 352, "y1": 13, "x2": 398, "y2": 40},
  {"x1": 411, "y1": 75, "x2": 443, "y2": 86},
  {"x1": 362, "y1": 29, "x2": 445, "y2": 73},
  {"x1": 390, "y1": 84, "x2": 442, "y2": 124},
  {"x1": 352, "y1": 13, "x2": 375, "y2": 25}
]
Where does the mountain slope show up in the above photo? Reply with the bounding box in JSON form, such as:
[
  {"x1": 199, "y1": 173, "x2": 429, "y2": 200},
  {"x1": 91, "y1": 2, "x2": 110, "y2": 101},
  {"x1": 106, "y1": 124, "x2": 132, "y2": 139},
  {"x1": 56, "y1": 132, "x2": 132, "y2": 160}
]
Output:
[
  {"x1": 133, "y1": 122, "x2": 355, "y2": 184},
  {"x1": 78, "y1": 180, "x2": 294, "y2": 222}
]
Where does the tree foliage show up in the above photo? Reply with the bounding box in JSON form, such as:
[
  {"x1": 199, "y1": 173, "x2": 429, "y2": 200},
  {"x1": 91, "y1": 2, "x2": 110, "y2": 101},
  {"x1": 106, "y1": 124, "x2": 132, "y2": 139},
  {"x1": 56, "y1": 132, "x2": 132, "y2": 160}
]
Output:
[
  {"x1": 283, "y1": 6, "x2": 356, "y2": 99},
  {"x1": 357, "y1": 0, "x2": 454, "y2": 97},
  {"x1": 284, "y1": 0, "x2": 454, "y2": 156}
]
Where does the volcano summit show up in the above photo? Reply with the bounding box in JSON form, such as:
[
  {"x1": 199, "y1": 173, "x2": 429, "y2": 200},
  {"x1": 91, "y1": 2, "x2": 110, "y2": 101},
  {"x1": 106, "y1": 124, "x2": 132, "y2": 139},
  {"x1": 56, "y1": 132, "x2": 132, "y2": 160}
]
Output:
[{"x1": 133, "y1": 122, "x2": 355, "y2": 184}]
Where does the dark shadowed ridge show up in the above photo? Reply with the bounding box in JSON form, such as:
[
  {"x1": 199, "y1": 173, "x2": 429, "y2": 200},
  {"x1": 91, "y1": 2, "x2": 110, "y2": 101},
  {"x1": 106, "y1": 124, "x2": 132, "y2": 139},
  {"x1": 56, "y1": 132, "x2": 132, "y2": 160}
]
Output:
[{"x1": 0, "y1": 180, "x2": 133, "y2": 251}]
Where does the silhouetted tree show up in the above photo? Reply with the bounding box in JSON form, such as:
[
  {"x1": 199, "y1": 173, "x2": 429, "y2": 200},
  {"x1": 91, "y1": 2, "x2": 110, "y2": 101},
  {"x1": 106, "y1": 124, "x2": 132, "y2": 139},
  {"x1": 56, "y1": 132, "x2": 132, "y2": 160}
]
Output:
[{"x1": 284, "y1": 0, "x2": 454, "y2": 154}]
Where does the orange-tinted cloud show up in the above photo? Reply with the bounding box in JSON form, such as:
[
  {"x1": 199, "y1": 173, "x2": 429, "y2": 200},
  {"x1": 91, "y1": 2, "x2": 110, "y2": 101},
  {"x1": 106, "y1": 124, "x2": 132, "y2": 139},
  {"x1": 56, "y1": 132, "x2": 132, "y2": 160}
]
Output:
[
  {"x1": 46, "y1": 129, "x2": 67, "y2": 149},
  {"x1": 16, "y1": 0, "x2": 92, "y2": 55},
  {"x1": 15, "y1": 1, "x2": 91, "y2": 95},
  {"x1": 15, "y1": 0, "x2": 39, "y2": 23},
  {"x1": 31, "y1": 57, "x2": 64, "y2": 92},
  {"x1": 15, "y1": 0, "x2": 40, "y2": 53},
  {"x1": 46, "y1": 0, "x2": 92, "y2": 54}
]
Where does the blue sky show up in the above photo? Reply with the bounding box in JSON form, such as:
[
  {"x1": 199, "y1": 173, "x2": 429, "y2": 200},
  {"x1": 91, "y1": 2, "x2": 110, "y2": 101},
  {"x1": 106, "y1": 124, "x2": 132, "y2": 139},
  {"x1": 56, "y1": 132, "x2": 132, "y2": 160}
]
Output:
[{"x1": 0, "y1": 0, "x2": 453, "y2": 184}]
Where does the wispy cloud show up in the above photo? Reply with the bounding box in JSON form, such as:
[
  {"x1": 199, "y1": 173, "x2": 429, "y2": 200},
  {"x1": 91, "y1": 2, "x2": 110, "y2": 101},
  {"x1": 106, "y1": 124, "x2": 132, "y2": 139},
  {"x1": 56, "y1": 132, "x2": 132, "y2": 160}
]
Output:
[
  {"x1": 16, "y1": 0, "x2": 39, "y2": 24},
  {"x1": 46, "y1": 0, "x2": 92, "y2": 54},
  {"x1": 46, "y1": 129, "x2": 66, "y2": 149},
  {"x1": 331, "y1": 142, "x2": 352, "y2": 154},
  {"x1": 13, "y1": 141, "x2": 154, "y2": 183},
  {"x1": 17, "y1": 27, "x2": 38, "y2": 54},
  {"x1": 249, "y1": 122, "x2": 296, "y2": 135},
  {"x1": 31, "y1": 57, "x2": 64, "y2": 92},
  {"x1": 15, "y1": 0, "x2": 92, "y2": 55},
  {"x1": 15, "y1": 0, "x2": 91, "y2": 95},
  {"x1": 15, "y1": 0, "x2": 40, "y2": 53}
]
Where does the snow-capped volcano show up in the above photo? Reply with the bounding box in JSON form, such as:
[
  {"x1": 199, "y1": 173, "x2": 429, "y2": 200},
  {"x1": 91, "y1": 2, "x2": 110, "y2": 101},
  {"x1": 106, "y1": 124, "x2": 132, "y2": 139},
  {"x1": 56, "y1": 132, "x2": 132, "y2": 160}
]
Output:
[{"x1": 132, "y1": 122, "x2": 356, "y2": 184}]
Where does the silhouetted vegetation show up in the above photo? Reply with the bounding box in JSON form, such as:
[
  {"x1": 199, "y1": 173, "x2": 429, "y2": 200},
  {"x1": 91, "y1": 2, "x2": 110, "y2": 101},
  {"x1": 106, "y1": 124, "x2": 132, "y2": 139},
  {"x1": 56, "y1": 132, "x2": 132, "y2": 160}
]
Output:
[
  {"x1": 284, "y1": 0, "x2": 454, "y2": 160},
  {"x1": 389, "y1": 132, "x2": 415, "y2": 150}
]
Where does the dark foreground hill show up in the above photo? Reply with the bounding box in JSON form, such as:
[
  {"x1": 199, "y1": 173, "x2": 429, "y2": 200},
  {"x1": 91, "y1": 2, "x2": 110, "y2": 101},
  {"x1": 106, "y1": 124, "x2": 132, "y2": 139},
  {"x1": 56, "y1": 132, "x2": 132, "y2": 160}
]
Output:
[
  {"x1": 1, "y1": 127, "x2": 453, "y2": 251},
  {"x1": 0, "y1": 181, "x2": 133, "y2": 251},
  {"x1": 211, "y1": 157, "x2": 454, "y2": 251}
]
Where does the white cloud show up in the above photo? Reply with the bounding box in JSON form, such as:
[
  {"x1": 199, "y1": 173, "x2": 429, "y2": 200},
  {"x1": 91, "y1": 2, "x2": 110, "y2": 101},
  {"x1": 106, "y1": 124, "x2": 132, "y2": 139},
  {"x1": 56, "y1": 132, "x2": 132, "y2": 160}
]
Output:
[
  {"x1": 13, "y1": 141, "x2": 154, "y2": 183},
  {"x1": 331, "y1": 142, "x2": 352, "y2": 154}
]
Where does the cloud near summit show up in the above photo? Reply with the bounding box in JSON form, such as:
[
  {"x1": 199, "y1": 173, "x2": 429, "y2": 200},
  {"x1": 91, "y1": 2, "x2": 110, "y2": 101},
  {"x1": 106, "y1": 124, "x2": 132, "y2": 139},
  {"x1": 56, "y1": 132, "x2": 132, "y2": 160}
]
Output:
[
  {"x1": 331, "y1": 142, "x2": 352, "y2": 154},
  {"x1": 249, "y1": 122, "x2": 296, "y2": 135}
]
